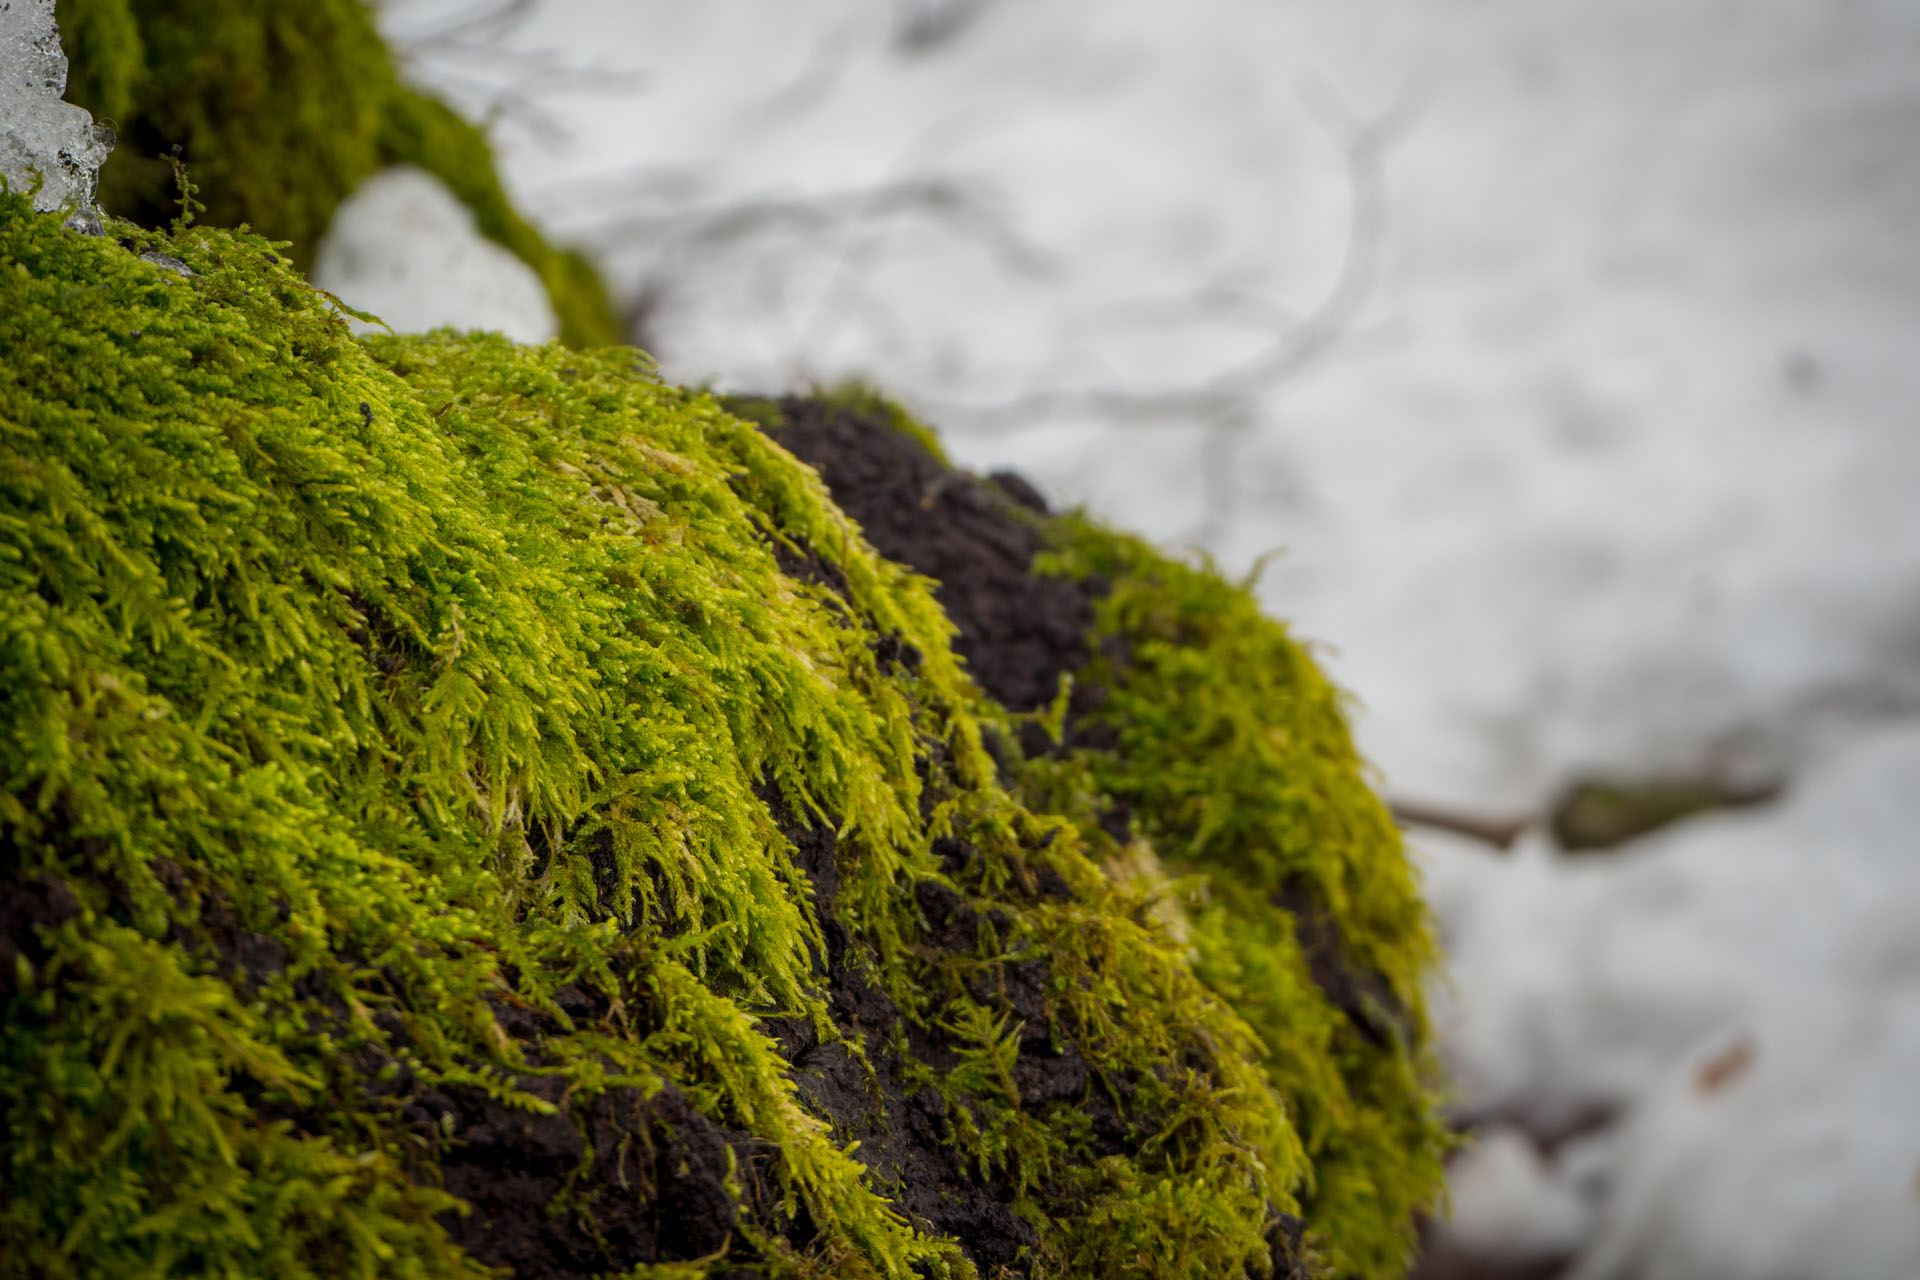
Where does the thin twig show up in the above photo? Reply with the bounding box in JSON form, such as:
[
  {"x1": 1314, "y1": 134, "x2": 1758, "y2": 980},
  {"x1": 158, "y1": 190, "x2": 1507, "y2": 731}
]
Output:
[
  {"x1": 1389, "y1": 799, "x2": 1532, "y2": 852},
  {"x1": 579, "y1": 176, "x2": 1056, "y2": 280},
  {"x1": 938, "y1": 102, "x2": 1405, "y2": 432}
]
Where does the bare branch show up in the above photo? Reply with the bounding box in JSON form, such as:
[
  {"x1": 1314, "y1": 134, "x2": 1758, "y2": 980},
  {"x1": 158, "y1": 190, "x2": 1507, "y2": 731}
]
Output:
[
  {"x1": 575, "y1": 175, "x2": 1057, "y2": 281},
  {"x1": 385, "y1": 0, "x2": 649, "y2": 145},
  {"x1": 1389, "y1": 799, "x2": 1533, "y2": 851},
  {"x1": 893, "y1": 0, "x2": 999, "y2": 56},
  {"x1": 383, "y1": 0, "x2": 540, "y2": 51},
  {"x1": 937, "y1": 102, "x2": 1405, "y2": 433}
]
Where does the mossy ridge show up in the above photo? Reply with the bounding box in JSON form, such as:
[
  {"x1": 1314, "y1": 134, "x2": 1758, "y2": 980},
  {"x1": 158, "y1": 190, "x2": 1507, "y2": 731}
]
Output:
[
  {"x1": 1029, "y1": 521, "x2": 1449, "y2": 1278},
  {"x1": 55, "y1": 0, "x2": 620, "y2": 347},
  {"x1": 732, "y1": 389, "x2": 1447, "y2": 1277},
  {"x1": 361, "y1": 345, "x2": 1324, "y2": 1276},
  {"x1": 0, "y1": 195, "x2": 947, "y2": 1277},
  {"x1": 1, "y1": 196, "x2": 1320, "y2": 1278}
]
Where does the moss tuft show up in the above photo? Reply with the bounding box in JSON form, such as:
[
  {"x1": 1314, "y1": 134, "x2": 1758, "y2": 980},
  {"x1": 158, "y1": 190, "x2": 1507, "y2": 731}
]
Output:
[
  {"x1": 0, "y1": 195, "x2": 1314, "y2": 1277},
  {"x1": 1028, "y1": 523, "x2": 1449, "y2": 1277},
  {"x1": 740, "y1": 390, "x2": 1451, "y2": 1277},
  {"x1": 54, "y1": 0, "x2": 620, "y2": 347}
]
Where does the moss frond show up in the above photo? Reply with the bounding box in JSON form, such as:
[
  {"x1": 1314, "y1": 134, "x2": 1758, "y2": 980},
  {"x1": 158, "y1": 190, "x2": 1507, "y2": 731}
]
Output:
[{"x1": 1033, "y1": 519, "x2": 1449, "y2": 1276}]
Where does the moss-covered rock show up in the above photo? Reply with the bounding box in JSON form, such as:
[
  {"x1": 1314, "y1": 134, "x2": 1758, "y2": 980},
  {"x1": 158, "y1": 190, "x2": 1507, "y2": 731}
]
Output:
[
  {"x1": 53, "y1": 0, "x2": 619, "y2": 347},
  {"x1": 1, "y1": 188, "x2": 1441, "y2": 1278},
  {"x1": 731, "y1": 392, "x2": 1450, "y2": 1277}
]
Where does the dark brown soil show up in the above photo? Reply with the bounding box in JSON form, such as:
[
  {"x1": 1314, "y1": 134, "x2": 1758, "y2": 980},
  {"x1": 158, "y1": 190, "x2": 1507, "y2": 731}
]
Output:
[
  {"x1": 0, "y1": 870, "x2": 80, "y2": 1000},
  {"x1": 419, "y1": 1073, "x2": 753, "y2": 1277},
  {"x1": 766, "y1": 808, "x2": 1049, "y2": 1273},
  {"x1": 733, "y1": 393, "x2": 1098, "y2": 716}
]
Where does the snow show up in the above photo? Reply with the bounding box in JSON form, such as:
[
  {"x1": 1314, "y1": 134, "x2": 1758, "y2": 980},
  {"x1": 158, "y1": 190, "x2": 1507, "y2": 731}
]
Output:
[
  {"x1": 1442, "y1": 1124, "x2": 1592, "y2": 1265},
  {"x1": 1419, "y1": 724, "x2": 1920, "y2": 1276},
  {"x1": 1574, "y1": 1003, "x2": 1920, "y2": 1280},
  {"x1": 1424, "y1": 727, "x2": 1920, "y2": 1130},
  {"x1": 1, "y1": 0, "x2": 110, "y2": 215},
  {"x1": 367, "y1": 2, "x2": 1920, "y2": 1273},
  {"x1": 311, "y1": 166, "x2": 559, "y2": 344}
]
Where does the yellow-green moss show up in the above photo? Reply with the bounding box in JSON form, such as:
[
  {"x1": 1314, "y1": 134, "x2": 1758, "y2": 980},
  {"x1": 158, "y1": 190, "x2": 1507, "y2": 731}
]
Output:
[
  {"x1": 1, "y1": 191, "x2": 943, "y2": 1276},
  {"x1": 1028, "y1": 523, "x2": 1449, "y2": 1277},
  {"x1": 55, "y1": 0, "x2": 620, "y2": 347},
  {"x1": 812, "y1": 387, "x2": 1450, "y2": 1272},
  {"x1": 0, "y1": 195, "x2": 1404, "y2": 1278}
]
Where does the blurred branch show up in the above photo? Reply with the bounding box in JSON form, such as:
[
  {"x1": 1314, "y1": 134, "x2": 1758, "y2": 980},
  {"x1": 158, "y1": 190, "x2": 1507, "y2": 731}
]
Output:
[
  {"x1": 948, "y1": 100, "x2": 1405, "y2": 431},
  {"x1": 893, "y1": 0, "x2": 999, "y2": 55},
  {"x1": 925, "y1": 94, "x2": 1408, "y2": 546},
  {"x1": 384, "y1": 0, "x2": 649, "y2": 144},
  {"x1": 384, "y1": 3, "x2": 1409, "y2": 558},
  {"x1": 1389, "y1": 799, "x2": 1531, "y2": 852},
  {"x1": 382, "y1": 0, "x2": 539, "y2": 50},
  {"x1": 562, "y1": 174, "x2": 1056, "y2": 365},
  {"x1": 581, "y1": 177, "x2": 1053, "y2": 278}
]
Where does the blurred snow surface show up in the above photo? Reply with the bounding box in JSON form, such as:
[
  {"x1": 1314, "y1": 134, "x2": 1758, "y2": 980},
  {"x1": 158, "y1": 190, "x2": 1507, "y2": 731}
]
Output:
[
  {"x1": 1424, "y1": 724, "x2": 1920, "y2": 1277},
  {"x1": 372, "y1": 1, "x2": 1920, "y2": 1273},
  {"x1": 312, "y1": 165, "x2": 558, "y2": 344}
]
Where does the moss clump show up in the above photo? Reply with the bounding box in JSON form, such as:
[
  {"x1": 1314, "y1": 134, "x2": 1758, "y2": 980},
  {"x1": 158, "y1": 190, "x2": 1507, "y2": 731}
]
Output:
[
  {"x1": 1027, "y1": 525, "x2": 1449, "y2": 1277},
  {"x1": 1, "y1": 192, "x2": 1443, "y2": 1278},
  {"x1": 737, "y1": 394, "x2": 1449, "y2": 1277},
  {"x1": 54, "y1": 0, "x2": 620, "y2": 347}
]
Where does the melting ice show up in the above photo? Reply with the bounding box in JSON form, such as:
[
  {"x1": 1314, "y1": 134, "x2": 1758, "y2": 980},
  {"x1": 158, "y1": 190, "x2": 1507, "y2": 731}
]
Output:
[{"x1": 1, "y1": 0, "x2": 112, "y2": 215}]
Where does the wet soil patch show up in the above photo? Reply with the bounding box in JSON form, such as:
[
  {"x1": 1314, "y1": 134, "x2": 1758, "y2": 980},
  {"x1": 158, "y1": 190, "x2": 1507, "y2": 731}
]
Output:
[
  {"x1": 739, "y1": 393, "x2": 1402, "y2": 1025},
  {"x1": 764, "y1": 801, "x2": 1049, "y2": 1274},
  {"x1": 731, "y1": 394, "x2": 1096, "y2": 716},
  {"x1": 418, "y1": 1073, "x2": 756, "y2": 1278}
]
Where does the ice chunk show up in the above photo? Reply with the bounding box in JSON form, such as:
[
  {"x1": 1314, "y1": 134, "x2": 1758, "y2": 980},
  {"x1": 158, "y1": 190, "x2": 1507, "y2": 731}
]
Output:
[
  {"x1": 0, "y1": 0, "x2": 112, "y2": 215},
  {"x1": 311, "y1": 166, "x2": 559, "y2": 345}
]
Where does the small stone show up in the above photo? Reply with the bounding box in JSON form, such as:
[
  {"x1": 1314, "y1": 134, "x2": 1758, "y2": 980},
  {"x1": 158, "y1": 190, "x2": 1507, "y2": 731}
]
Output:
[{"x1": 139, "y1": 251, "x2": 195, "y2": 278}]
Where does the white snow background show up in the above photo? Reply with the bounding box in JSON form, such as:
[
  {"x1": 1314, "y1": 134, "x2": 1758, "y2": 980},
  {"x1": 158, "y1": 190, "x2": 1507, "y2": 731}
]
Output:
[{"x1": 343, "y1": 2, "x2": 1920, "y2": 1274}]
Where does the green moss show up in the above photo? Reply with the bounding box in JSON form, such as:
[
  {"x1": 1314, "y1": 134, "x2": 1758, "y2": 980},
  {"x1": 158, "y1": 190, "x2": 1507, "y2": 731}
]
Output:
[
  {"x1": 55, "y1": 0, "x2": 621, "y2": 348},
  {"x1": 0, "y1": 192, "x2": 947, "y2": 1276},
  {"x1": 726, "y1": 381, "x2": 1449, "y2": 1273},
  {"x1": 3, "y1": 194, "x2": 1428, "y2": 1278},
  {"x1": 1029, "y1": 523, "x2": 1449, "y2": 1277}
]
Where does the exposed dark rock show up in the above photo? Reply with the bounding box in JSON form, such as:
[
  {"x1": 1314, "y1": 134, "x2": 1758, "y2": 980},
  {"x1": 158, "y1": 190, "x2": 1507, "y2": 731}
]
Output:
[
  {"x1": 738, "y1": 393, "x2": 1096, "y2": 716},
  {"x1": 768, "y1": 801, "x2": 1045, "y2": 1275}
]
